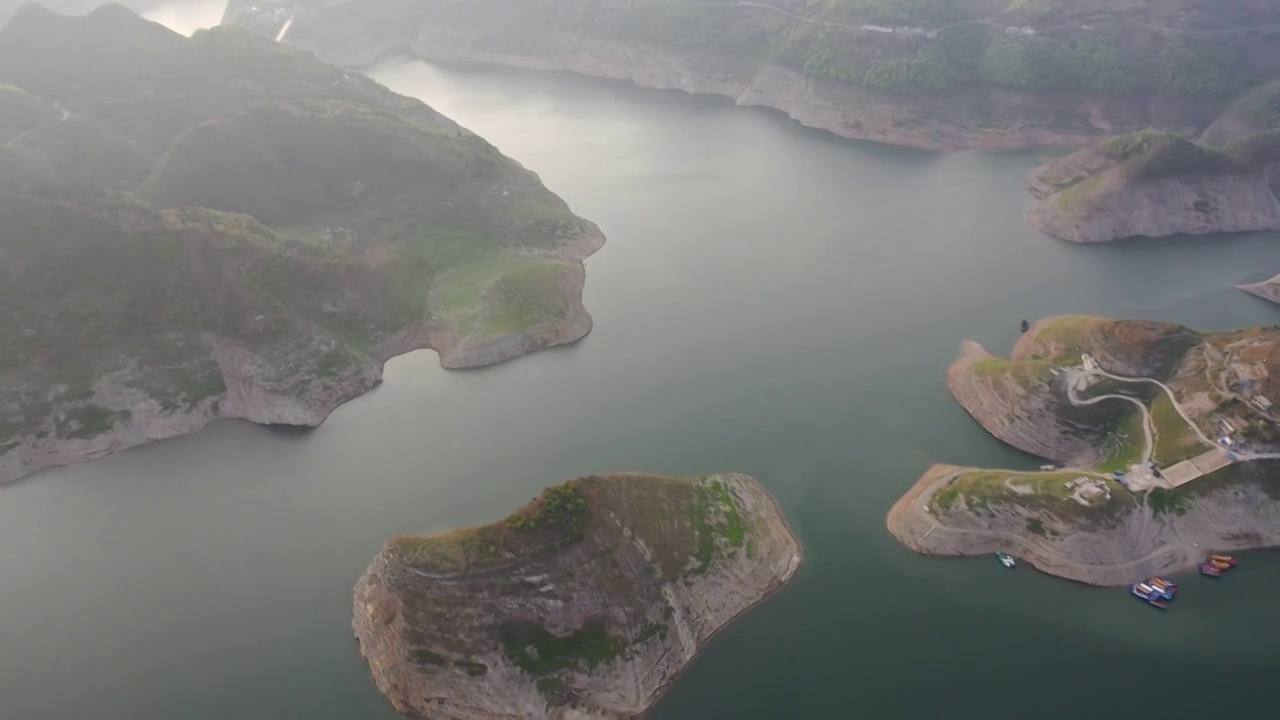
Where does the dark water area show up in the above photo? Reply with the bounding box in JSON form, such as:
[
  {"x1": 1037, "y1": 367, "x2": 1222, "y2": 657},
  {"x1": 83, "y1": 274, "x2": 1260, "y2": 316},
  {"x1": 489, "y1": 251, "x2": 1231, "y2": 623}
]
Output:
[{"x1": 3, "y1": 38, "x2": 1280, "y2": 719}]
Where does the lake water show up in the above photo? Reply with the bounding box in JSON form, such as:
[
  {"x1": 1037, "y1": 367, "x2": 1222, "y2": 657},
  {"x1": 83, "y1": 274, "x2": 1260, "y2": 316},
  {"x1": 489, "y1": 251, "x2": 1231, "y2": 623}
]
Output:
[{"x1": 5, "y1": 13, "x2": 1280, "y2": 718}]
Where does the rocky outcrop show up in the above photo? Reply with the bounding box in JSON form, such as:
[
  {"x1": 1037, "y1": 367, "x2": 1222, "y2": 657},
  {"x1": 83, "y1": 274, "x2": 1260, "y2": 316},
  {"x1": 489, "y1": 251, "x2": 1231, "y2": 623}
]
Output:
[
  {"x1": 887, "y1": 463, "x2": 1280, "y2": 586},
  {"x1": 1239, "y1": 273, "x2": 1280, "y2": 305},
  {"x1": 947, "y1": 341, "x2": 1103, "y2": 467},
  {"x1": 1026, "y1": 132, "x2": 1280, "y2": 243},
  {"x1": 353, "y1": 473, "x2": 802, "y2": 719},
  {"x1": 1028, "y1": 166, "x2": 1280, "y2": 243}
]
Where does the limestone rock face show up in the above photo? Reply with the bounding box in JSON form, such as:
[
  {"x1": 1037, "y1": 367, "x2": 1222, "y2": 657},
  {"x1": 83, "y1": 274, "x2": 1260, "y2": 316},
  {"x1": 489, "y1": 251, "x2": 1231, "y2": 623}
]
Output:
[{"x1": 352, "y1": 473, "x2": 802, "y2": 719}]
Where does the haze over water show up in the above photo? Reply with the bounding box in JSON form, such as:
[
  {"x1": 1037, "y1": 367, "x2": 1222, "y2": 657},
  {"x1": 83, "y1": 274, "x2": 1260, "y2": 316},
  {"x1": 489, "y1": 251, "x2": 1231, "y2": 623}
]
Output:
[{"x1": 3, "y1": 10, "x2": 1280, "y2": 718}]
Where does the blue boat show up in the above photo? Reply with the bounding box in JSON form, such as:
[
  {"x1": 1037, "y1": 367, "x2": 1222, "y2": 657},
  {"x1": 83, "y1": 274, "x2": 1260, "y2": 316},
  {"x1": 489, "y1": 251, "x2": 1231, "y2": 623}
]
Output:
[{"x1": 1131, "y1": 583, "x2": 1169, "y2": 610}]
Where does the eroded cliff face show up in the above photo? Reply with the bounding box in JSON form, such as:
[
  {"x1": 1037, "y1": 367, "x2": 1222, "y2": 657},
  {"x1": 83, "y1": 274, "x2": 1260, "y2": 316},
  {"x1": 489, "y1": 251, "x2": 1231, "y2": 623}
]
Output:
[
  {"x1": 947, "y1": 341, "x2": 1103, "y2": 467},
  {"x1": 352, "y1": 473, "x2": 802, "y2": 719},
  {"x1": 887, "y1": 464, "x2": 1280, "y2": 586}
]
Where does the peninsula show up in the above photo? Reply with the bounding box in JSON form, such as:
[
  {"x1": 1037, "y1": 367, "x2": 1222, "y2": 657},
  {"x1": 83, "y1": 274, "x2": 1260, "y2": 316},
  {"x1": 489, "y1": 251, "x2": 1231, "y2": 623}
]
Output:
[
  {"x1": 887, "y1": 316, "x2": 1280, "y2": 585},
  {"x1": 353, "y1": 473, "x2": 802, "y2": 719},
  {"x1": 0, "y1": 4, "x2": 604, "y2": 484},
  {"x1": 1025, "y1": 80, "x2": 1280, "y2": 244},
  {"x1": 223, "y1": 0, "x2": 1279, "y2": 151}
]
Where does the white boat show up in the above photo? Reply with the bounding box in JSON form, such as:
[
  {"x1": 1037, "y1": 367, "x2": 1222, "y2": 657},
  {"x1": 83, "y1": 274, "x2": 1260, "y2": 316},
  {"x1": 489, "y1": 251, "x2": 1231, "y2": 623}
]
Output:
[{"x1": 996, "y1": 552, "x2": 1016, "y2": 568}]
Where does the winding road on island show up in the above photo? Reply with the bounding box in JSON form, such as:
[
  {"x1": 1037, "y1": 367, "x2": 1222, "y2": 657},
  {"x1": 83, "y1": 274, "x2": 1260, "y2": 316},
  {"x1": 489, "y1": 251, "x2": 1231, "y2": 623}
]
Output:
[{"x1": 3, "y1": 105, "x2": 71, "y2": 148}]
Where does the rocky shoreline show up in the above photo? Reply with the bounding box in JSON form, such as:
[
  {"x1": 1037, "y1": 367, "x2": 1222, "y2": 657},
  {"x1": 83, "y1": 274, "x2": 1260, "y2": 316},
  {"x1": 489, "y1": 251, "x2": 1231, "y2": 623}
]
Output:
[
  {"x1": 946, "y1": 339, "x2": 1102, "y2": 468},
  {"x1": 353, "y1": 473, "x2": 802, "y2": 719},
  {"x1": 237, "y1": 6, "x2": 1220, "y2": 153},
  {"x1": 0, "y1": 222, "x2": 604, "y2": 485},
  {"x1": 887, "y1": 464, "x2": 1280, "y2": 586}
]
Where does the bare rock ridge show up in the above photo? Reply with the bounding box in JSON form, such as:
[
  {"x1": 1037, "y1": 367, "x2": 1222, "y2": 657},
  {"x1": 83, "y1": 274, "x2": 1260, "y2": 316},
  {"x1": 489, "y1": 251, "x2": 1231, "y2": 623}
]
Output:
[
  {"x1": 0, "y1": 6, "x2": 605, "y2": 484},
  {"x1": 890, "y1": 315, "x2": 1280, "y2": 586},
  {"x1": 218, "y1": 0, "x2": 1280, "y2": 152},
  {"x1": 353, "y1": 473, "x2": 802, "y2": 719}
]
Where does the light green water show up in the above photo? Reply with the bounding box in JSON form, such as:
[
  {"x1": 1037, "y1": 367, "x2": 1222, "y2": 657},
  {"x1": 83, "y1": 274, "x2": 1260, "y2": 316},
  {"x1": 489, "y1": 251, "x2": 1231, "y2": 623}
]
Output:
[{"x1": 1, "y1": 56, "x2": 1278, "y2": 719}]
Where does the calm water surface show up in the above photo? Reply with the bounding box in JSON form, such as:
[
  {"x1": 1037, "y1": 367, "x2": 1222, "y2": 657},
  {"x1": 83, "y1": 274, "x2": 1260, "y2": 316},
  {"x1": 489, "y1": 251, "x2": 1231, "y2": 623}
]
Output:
[{"x1": 3, "y1": 22, "x2": 1280, "y2": 719}]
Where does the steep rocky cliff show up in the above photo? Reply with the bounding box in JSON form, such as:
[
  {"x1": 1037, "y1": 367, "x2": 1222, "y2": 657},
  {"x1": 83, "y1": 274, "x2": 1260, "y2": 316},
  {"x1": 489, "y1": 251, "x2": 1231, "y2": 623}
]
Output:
[
  {"x1": 353, "y1": 473, "x2": 802, "y2": 719},
  {"x1": 0, "y1": 5, "x2": 604, "y2": 483},
  {"x1": 220, "y1": 0, "x2": 1278, "y2": 151}
]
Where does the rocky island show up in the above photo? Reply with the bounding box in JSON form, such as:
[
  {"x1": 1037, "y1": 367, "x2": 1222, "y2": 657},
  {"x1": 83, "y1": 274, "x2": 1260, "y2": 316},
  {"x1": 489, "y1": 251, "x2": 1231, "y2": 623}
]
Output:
[
  {"x1": 887, "y1": 315, "x2": 1280, "y2": 585},
  {"x1": 224, "y1": 0, "x2": 1280, "y2": 151},
  {"x1": 0, "y1": 4, "x2": 604, "y2": 483},
  {"x1": 353, "y1": 472, "x2": 802, "y2": 719}
]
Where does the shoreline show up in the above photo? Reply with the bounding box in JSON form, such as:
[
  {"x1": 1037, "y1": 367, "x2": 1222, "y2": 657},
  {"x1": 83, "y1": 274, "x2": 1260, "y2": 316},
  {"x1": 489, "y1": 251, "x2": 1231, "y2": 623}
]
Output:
[
  {"x1": 0, "y1": 222, "x2": 606, "y2": 486},
  {"x1": 886, "y1": 463, "x2": 1280, "y2": 586},
  {"x1": 271, "y1": 23, "x2": 1218, "y2": 153},
  {"x1": 352, "y1": 473, "x2": 803, "y2": 719}
]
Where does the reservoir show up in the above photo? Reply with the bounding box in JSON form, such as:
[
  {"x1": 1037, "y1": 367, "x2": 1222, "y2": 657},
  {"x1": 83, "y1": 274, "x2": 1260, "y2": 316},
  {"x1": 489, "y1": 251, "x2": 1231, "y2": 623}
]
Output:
[{"x1": 5, "y1": 15, "x2": 1280, "y2": 718}]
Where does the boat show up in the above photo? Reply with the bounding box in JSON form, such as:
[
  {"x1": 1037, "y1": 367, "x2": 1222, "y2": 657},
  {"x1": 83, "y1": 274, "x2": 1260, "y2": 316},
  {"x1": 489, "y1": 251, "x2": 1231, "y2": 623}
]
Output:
[
  {"x1": 1020, "y1": 319, "x2": 1030, "y2": 333},
  {"x1": 996, "y1": 552, "x2": 1015, "y2": 568},
  {"x1": 1200, "y1": 563, "x2": 1223, "y2": 578},
  {"x1": 1210, "y1": 554, "x2": 1237, "y2": 567},
  {"x1": 1210, "y1": 559, "x2": 1232, "y2": 570},
  {"x1": 1136, "y1": 576, "x2": 1172, "y2": 604}
]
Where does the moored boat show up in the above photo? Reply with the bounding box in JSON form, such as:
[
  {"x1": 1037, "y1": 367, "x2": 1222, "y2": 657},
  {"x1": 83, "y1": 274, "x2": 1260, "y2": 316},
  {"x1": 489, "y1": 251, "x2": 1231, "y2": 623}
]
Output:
[
  {"x1": 996, "y1": 552, "x2": 1015, "y2": 568},
  {"x1": 1200, "y1": 563, "x2": 1223, "y2": 578}
]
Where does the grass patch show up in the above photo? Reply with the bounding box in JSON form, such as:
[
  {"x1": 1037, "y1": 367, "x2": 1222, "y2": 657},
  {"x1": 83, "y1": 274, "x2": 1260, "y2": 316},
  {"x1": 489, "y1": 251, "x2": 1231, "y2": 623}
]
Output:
[
  {"x1": 56, "y1": 405, "x2": 130, "y2": 440},
  {"x1": 1150, "y1": 392, "x2": 1203, "y2": 465},
  {"x1": 687, "y1": 478, "x2": 748, "y2": 575},
  {"x1": 1098, "y1": 409, "x2": 1146, "y2": 472},
  {"x1": 499, "y1": 617, "x2": 625, "y2": 677},
  {"x1": 507, "y1": 484, "x2": 589, "y2": 535},
  {"x1": 933, "y1": 468, "x2": 1132, "y2": 523},
  {"x1": 1148, "y1": 487, "x2": 1192, "y2": 516}
]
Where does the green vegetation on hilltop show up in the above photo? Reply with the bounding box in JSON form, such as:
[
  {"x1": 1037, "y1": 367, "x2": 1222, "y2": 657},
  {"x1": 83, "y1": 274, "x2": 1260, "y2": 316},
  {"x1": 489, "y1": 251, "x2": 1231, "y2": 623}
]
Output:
[
  {"x1": 499, "y1": 618, "x2": 625, "y2": 682},
  {"x1": 933, "y1": 468, "x2": 1134, "y2": 523},
  {"x1": 343, "y1": 0, "x2": 1272, "y2": 97},
  {"x1": 356, "y1": 473, "x2": 797, "y2": 715},
  {"x1": 391, "y1": 474, "x2": 756, "y2": 580},
  {"x1": 0, "y1": 6, "x2": 598, "y2": 474}
]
